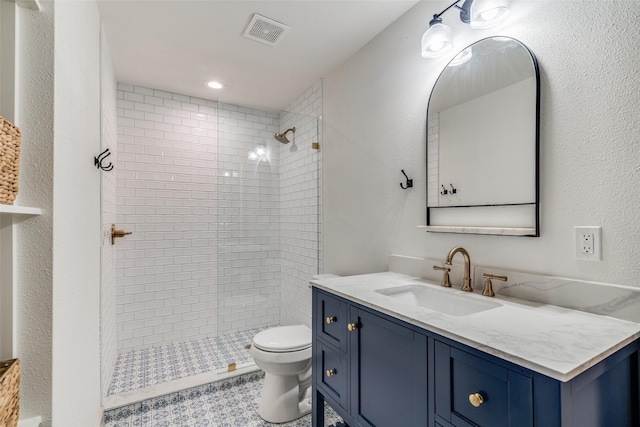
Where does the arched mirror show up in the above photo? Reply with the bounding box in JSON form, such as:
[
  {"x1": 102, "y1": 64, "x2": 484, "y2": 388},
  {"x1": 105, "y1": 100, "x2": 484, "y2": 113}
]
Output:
[{"x1": 425, "y1": 36, "x2": 540, "y2": 236}]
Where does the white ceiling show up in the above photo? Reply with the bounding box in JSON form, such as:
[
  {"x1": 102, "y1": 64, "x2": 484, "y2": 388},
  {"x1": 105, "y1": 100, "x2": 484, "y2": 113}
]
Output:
[{"x1": 97, "y1": 0, "x2": 421, "y2": 111}]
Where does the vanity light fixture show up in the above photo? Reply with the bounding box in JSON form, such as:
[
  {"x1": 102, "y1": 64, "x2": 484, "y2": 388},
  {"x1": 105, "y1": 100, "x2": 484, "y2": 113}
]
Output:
[{"x1": 421, "y1": 0, "x2": 511, "y2": 59}]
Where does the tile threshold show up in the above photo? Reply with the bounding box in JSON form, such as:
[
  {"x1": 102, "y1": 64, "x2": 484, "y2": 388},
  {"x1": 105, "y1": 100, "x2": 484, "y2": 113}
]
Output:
[{"x1": 103, "y1": 362, "x2": 260, "y2": 410}]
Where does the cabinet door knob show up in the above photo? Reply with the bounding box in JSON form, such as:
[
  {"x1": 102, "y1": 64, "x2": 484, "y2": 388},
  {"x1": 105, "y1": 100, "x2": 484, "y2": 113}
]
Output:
[
  {"x1": 326, "y1": 316, "x2": 336, "y2": 324},
  {"x1": 326, "y1": 369, "x2": 336, "y2": 377},
  {"x1": 469, "y1": 392, "x2": 484, "y2": 407},
  {"x1": 347, "y1": 322, "x2": 358, "y2": 331}
]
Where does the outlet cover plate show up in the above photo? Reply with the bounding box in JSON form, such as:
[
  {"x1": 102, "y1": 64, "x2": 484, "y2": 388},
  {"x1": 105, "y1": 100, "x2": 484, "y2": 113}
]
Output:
[{"x1": 574, "y1": 226, "x2": 602, "y2": 260}]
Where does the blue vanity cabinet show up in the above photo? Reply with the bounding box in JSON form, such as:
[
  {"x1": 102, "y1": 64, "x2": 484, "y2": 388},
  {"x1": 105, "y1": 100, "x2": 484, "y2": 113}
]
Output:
[
  {"x1": 312, "y1": 288, "x2": 428, "y2": 427},
  {"x1": 312, "y1": 287, "x2": 640, "y2": 427},
  {"x1": 433, "y1": 340, "x2": 533, "y2": 427},
  {"x1": 531, "y1": 341, "x2": 640, "y2": 427},
  {"x1": 349, "y1": 306, "x2": 428, "y2": 427}
]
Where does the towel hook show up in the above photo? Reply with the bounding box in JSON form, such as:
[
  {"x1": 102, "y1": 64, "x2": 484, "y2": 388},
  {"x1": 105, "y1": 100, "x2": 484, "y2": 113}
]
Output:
[
  {"x1": 400, "y1": 170, "x2": 413, "y2": 190},
  {"x1": 95, "y1": 148, "x2": 114, "y2": 171}
]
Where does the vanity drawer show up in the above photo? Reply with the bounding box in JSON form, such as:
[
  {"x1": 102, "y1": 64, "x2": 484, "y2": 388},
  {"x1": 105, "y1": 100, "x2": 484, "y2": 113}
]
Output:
[
  {"x1": 435, "y1": 341, "x2": 532, "y2": 427},
  {"x1": 315, "y1": 291, "x2": 348, "y2": 352},
  {"x1": 315, "y1": 340, "x2": 349, "y2": 411}
]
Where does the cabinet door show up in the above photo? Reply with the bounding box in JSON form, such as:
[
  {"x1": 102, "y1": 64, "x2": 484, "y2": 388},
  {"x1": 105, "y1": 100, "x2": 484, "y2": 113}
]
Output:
[
  {"x1": 435, "y1": 341, "x2": 532, "y2": 427},
  {"x1": 350, "y1": 307, "x2": 428, "y2": 427}
]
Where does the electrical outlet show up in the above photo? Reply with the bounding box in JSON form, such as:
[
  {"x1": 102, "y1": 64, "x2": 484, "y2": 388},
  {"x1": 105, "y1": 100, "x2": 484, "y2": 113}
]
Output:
[
  {"x1": 580, "y1": 233, "x2": 594, "y2": 253},
  {"x1": 574, "y1": 226, "x2": 601, "y2": 260}
]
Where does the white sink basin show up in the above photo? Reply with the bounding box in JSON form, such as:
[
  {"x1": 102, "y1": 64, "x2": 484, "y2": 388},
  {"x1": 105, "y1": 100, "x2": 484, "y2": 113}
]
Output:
[{"x1": 375, "y1": 284, "x2": 502, "y2": 316}]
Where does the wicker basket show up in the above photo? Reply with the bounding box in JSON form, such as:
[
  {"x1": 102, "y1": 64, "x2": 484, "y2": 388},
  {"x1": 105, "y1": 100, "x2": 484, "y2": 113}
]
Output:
[
  {"x1": 0, "y1": 359, "x2": 19, "y2": 427},
  {"x1": 0, "y1": 116, "x2": 21, "y2": 205}
]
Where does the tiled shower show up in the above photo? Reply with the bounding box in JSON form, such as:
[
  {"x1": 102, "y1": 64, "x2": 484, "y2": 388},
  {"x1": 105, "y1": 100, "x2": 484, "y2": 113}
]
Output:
[{"x1": 101, "y1": 80, "x2": 322, "y2": 399}]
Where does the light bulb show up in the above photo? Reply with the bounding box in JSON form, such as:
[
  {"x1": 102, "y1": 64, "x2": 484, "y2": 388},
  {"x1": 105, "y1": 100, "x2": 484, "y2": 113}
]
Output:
[
  {"x1": 421, "y1": 22, "x2": 453, "y2": 58},
  {"x1": 470, "y1": 0, "x2": 510, "y2": 29},
  {"x1": 206, "y1": 81, "x2": 224, "y2": 89}
]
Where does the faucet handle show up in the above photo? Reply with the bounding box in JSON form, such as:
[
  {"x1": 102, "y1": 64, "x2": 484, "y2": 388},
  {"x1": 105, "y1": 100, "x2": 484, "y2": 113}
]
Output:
[
  {"x1": 482, "y1": 274, "x2": 507, "y2": 297},
  {"x1": 433, "y1": 265, "x2": 451, "y2": 288}
]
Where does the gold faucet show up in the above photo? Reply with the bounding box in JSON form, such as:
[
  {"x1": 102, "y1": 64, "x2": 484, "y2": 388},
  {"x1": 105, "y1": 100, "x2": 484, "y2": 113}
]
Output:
[{"x1": 445, "y1": 247, "x2": 472, "y2": 292}]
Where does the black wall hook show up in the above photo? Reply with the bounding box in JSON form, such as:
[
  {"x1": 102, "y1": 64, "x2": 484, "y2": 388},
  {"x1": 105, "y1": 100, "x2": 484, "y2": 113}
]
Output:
[
  {"x1": 400, "y1": 170, "x2": 413, "y2": 190},
  {"x1": 441, "y1": 185, "x2": 448, "y2": 195},
  {"x1": 449, "y1": 183, "x2": 457, "y2": 194},
  {"x1": 95, "y1": 148, "x2": 114, "y2": 171}
]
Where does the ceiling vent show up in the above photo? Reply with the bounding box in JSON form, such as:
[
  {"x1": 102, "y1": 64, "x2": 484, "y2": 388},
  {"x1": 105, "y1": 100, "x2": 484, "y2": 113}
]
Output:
[{"x1": 243, "y1": 14, "x2": 290, "y2": 46}]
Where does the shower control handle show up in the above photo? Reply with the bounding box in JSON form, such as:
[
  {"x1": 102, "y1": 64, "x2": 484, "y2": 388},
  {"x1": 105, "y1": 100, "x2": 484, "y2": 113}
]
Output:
[
  {"x1": 111, "y1": 224, "x2": 132, "y2": 245},
  {"x1": 326, "y1": 316, "x2": 336, "y2": 324}
]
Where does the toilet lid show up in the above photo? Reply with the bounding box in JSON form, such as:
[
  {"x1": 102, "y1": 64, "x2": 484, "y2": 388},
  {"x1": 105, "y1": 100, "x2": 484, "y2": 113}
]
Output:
[{"x1": 253, "y1": 325, "x2": 312, "y2": 352}]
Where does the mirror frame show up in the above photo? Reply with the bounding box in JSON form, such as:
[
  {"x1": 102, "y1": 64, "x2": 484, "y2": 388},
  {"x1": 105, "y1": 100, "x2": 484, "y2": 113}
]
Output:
[{"x1": 425, "y1": 37, "x2": 540, "y2": 237}]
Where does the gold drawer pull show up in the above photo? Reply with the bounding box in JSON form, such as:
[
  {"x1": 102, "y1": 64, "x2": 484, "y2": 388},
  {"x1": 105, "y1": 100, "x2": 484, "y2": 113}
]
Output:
[
  {"x1": 326, "y1": 316, "x2": 336, "y2": 324},
  {"x1": 326, "y1": 369, "x2": 336, "y2": 377},
  {"x1": 469, "y1": 392, "x2": 484, "y2": 407},
  {"x1": 347, "y1": 322, "x2": 358, "y2": 332}
]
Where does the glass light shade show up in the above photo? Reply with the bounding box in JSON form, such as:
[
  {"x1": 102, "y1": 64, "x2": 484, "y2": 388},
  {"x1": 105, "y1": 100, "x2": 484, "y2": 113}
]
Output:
[
  {"x1": 448, "y1": 47, "x2": 473, "y2": 67},
  {"x1": 470, "y1": 0, "x2": 510, "y2": 29},
  {"x1": 421, "y1": 22, "x2": 453, "y2": 58}
]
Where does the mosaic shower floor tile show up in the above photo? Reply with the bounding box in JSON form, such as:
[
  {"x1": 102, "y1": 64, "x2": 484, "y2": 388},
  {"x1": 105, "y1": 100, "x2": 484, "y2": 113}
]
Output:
[
  {"x1": 109, "y1": 328, "x2": 266, "y2": 396},
  {"x1": 104, "y1": 371, "x2": 343, "y2": 427}
]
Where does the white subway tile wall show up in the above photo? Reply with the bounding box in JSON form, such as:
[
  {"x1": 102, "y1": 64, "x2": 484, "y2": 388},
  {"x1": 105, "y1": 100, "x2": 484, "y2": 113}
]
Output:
[
  {"x1": 279, "y1": 80, "x2": 323, "y2": 328},
  {"x1": 427, "y1": 113, "x2": 439, "y2": 207},
  {"x1": 215, "y1": 102, "x2": 282, "y2": 335},
  {"x1": 116, "y1": 86, "x2": 275, "y2": 350},
  {"x1": 115, "y1": 82, "x2": 322, "y2": 351}
]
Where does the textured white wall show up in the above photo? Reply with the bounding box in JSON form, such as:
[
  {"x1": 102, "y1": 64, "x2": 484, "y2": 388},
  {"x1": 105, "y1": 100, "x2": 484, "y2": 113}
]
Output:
[
  {"x1": 14, "y1": 1, "x2": 55, "y2": 424},
  {"x1": 51, "y1": 0, "x2": 102, "y2": 425},
  {"x1": 323, "y1": 1, "x2": 640, "y2": 288},
  {"x1": 100, "y1": 25, "x2": 118, "y2": 402}
]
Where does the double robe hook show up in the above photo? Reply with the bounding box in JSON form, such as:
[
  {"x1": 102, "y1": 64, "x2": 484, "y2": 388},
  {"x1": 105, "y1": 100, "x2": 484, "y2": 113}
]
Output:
[{"x1": 400, "y1": 170, "x2": 413, "y2": 190}]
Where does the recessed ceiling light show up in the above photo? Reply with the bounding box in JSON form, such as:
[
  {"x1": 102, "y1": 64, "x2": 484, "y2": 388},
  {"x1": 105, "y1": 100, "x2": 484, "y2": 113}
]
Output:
[{"x1": 206, "y1": 81, "x2": 223, "y2": 89}]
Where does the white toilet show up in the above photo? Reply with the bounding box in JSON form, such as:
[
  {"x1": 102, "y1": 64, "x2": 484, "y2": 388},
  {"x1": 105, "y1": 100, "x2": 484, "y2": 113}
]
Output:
[{"x1": 250, "y1": 325, "x2": 313, "y2": 423}]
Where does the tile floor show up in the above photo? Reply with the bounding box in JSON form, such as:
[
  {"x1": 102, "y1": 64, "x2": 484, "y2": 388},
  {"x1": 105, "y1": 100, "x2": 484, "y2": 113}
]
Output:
[
  {"x1": 109, "y1": 328, "x2": 266, "y2": 396},
  {"x1": 103, "y1": 371, "x2": 343, "y2": 427}
]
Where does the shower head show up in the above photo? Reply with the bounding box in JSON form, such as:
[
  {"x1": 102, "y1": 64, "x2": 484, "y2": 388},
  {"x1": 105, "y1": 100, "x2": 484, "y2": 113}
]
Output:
[{"x1": 274, "y1": 127, "x2": 296, "y2": 144}]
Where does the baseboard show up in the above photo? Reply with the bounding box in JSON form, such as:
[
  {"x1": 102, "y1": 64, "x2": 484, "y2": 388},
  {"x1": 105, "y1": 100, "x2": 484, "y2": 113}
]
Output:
[
  {"x1": 18, "y1": 416, "x2": 42, "y2": 427},
  {"x1": 96, "y1": 406, "x2": 104, "y2": 427}
]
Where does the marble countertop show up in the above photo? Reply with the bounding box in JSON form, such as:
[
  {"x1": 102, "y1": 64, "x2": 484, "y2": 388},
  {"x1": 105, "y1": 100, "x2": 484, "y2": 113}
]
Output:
[{"x1": 311, "y1": 272, "x2": 640, "y2": 382}]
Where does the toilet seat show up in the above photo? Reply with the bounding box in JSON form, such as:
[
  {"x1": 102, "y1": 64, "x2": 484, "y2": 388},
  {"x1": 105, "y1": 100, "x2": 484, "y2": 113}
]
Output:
[{"x1": 253, "y1": 325, "x2": 311, "y2": 353}]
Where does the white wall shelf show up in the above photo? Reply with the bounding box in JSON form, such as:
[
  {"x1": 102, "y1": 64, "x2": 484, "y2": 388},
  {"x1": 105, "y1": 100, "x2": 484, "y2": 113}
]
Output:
[
  {"x1": 0, "y1": 204, "x2": 41, "y2": 359},
  {"x1": 418, "y1": 225, "x2": 537, "y2": 236},
  {"x1": 0, "y1": 204, "x2": 42, "y2": 216}
]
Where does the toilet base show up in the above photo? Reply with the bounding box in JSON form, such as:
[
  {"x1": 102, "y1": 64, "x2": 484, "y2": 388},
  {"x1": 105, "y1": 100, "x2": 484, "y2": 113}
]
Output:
[{"x1": 258, "y1": 372, "x2": 312, "y2": 423}]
